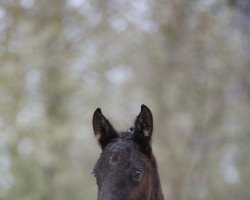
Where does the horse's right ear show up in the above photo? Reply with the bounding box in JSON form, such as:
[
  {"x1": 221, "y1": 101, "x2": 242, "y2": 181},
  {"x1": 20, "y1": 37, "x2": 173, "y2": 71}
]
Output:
[
  {"x1": 92, "y1": 108, "x2": 118, "y2": 149},
  {"x1": 132, "y1": 104, "x2": 153, "y2": 154}
]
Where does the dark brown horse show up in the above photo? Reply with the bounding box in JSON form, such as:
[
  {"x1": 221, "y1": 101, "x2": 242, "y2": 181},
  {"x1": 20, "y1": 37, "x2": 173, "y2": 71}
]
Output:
[{"x1": 92, "y1": 105, "x2": 164, "y2": 200}]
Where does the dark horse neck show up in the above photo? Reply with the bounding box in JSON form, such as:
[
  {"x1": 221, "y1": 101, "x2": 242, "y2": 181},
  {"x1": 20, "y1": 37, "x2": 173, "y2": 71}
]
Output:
[{"x1": 150, "y1": 155, "x2": 164, "y2": 200}]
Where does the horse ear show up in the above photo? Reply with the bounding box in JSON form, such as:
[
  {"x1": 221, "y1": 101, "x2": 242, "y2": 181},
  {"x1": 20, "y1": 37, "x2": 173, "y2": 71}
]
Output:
[
  {"x1": 92, "y1": 108, "x2": 118, "y2": 149},
  {"x1": 133, "y1": 105, "x2": 153, "y2": 151}
]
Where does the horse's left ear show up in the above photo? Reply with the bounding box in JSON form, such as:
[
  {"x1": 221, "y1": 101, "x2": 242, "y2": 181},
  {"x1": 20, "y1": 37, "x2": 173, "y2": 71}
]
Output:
[
  {"x1": 134, "y1": 104, "x2": 153, "y2": 144},
  {"x1": 92, "y1": 108, "x2": 118, "y2": 149}
]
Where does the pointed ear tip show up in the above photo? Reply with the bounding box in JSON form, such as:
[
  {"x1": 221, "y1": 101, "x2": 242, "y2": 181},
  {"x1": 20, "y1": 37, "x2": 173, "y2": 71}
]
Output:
[
  {"x1": 94, "y1": 107, "x2": 102, "y2": 114},
  {"x1": 141, "y1": 104, "x2": 150, "y2": 111}
]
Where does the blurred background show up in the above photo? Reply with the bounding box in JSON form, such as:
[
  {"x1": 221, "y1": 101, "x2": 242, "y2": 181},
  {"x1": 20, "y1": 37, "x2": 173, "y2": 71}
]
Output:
[{"x1": 0, "y1": 0, "x2": 250, "y2": 200}]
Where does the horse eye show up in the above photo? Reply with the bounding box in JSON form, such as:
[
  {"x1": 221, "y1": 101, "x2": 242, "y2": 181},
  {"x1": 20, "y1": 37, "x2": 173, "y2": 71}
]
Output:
[{"x1": 133, "y1": 169, "x2": 144, "y2": 182}]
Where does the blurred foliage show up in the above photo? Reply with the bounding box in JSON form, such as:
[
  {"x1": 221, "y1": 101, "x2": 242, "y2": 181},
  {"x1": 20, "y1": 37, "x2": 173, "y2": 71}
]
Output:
[{"x1": 0, "y1": 0, "x2": 250, "y2": 200}]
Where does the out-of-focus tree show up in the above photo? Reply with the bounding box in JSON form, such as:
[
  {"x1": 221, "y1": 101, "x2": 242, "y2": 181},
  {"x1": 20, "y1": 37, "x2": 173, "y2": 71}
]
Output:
[{"x1": 0, "y1": 0, "x2": 249, "y2": 200}]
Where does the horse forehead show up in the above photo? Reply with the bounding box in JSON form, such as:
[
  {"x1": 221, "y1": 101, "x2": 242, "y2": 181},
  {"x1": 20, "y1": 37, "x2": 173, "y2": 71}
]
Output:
[
  {"x1": 110, "y1": 140, "x2": 133, "y2": 152},
  {"x1": 106, "y1": 139, "x2": 140, "y2": 158}
]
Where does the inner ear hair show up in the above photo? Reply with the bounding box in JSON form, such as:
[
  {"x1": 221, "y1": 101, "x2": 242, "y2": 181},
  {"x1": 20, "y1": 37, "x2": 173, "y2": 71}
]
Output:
[{"x1": 143, "y1": 128, "x2": 151, "y2": 137}]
